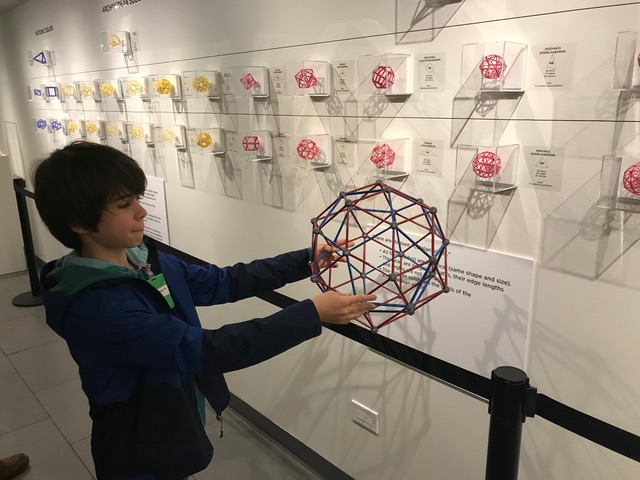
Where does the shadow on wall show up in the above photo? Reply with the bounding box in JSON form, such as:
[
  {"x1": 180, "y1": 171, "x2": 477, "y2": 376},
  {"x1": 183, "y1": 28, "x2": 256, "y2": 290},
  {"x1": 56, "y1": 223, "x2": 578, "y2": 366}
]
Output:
[
  {"x1": 447, "y1": 186, "x2": 516, "y2": 251},
  {"x1": 541, "y1": 171, "x2": 640, "y2": 288},
  {"x1": 269, "y1": 331, "x2": 436, "y2": 479},
  {"x1": 395, "y1": 0, "x2": 466, "y2": 44}
]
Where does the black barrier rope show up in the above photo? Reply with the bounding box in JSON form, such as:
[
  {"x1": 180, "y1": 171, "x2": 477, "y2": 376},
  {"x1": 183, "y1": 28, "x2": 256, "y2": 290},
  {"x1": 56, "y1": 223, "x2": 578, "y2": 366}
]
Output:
[{"x1": 10, "y1": 184, "x2": 640, "y2": 467}]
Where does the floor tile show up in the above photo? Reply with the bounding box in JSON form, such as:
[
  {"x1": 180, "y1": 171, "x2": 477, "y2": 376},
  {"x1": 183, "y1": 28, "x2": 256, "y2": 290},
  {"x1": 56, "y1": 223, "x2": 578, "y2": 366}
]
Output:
[
  {"x1": 0, "y1": 419, "x2": 93, "y2": 479},
  {"x1": 72, "y1": 436, "x2": 95, "y2": 479},
  {"x1": 0, "y1": 351, "x2": 17, "y2": 379},
  {"x1": 0, "y1": 374, "x2": 48, "y2": 436},
  {"x1": 10, "y1": 340, "x2": 79, "y2": 392},
  {"x1": 0, "y1": 315, "x2": 58, "y2": 354},
  {"x1": 36, "y1": 379, "x2": 91, "y2": 444},
  {"x1": 194, "y1": 410, "x2": 319, "y2": 480}
]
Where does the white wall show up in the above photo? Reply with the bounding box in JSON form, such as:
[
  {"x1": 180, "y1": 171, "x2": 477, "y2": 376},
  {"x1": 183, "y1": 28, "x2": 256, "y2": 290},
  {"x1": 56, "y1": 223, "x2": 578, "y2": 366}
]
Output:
[
  {"x1": 2, "y1": 0, "x2": 639, "y2": 478},
  {"x1": 0, "y1": 15, "x2": 25, "y2": 275}
]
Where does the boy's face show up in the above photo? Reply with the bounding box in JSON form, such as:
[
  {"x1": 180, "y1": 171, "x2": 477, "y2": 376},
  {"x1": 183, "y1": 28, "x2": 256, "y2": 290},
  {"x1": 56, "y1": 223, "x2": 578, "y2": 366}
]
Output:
[{"x1": 82, "y1": 193, "x2": 148, "y2": 250}]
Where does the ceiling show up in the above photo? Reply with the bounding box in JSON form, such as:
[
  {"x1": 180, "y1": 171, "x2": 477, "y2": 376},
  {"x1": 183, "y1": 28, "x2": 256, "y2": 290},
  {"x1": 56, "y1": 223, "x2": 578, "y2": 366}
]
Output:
[{"x1": 0, "y1": 0, "x2": 28, "y2": 15}]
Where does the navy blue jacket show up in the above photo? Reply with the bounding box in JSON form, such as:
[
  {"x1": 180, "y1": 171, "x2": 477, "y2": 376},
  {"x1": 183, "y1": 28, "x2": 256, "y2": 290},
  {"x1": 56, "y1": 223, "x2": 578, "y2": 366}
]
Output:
[{"x1": 40, "y1": 240, "x2": 321, "y2": 480}]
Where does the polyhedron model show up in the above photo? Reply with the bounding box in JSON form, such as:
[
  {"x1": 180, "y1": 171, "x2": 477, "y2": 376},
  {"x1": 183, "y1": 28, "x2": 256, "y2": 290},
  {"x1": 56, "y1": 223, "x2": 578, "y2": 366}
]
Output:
[
  {"x1": 294, "y1": 68, "x2": 318, "y2": 89},
  {"x1": 479, "y1": 54, "x2": 506, "y2": 80},
  {"x1": 371, "y1": 65, "x2": 396, "y2": 89},
  {"x1": 370, "y1": 143, "x2": 396, "y2": 169},
  {"x1": 297, "y1": 139, "x2": 319, "y2": 160},
  {"x1": 310, "y1": 181, "x2": 449, "y2": 331},
  {"x1": 240, "y1": 73, "x2": 257, "y2": 90},
  {"x1": 242, "y1": 135, "x2": 260, "y2": 151},
  {"x1": 623, "y1": 162, "x2": 640, "y2": 196},
  {"x1": 472, "y1": 151, "x2": 502, "y2": 178}
]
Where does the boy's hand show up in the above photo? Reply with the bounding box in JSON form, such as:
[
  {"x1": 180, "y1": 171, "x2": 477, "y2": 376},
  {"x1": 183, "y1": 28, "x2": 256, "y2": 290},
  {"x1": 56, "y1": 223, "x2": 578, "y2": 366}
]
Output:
[
  {"x1": 311, "y1": 291, "x2": 377, "y2": 324},
  {"x1": 315, "y1": 238, "x2": 354, "y2": 269}
]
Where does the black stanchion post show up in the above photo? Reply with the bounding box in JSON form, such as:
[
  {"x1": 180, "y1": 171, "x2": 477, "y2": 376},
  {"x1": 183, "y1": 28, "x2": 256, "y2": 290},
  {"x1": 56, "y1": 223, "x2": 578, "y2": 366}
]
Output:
[
  {"x1": 12, "y1": 177, "x2": 43, "y2": 307},
  {"x1": 485, "y1": 366, "x2": 536, "y2": 480}
]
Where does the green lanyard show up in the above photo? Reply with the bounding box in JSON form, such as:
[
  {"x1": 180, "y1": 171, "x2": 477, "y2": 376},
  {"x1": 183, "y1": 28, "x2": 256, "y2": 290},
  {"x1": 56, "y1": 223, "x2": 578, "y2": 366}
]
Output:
[{"x1": 147, "y1": 273, "x2": 176, "y2": 309}]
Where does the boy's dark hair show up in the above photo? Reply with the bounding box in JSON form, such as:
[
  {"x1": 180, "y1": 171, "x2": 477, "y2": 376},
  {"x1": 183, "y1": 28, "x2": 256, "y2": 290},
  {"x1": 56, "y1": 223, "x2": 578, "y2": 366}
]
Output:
[{"x1": 34, "y1": 141, "x2": 147, "y2": 251}]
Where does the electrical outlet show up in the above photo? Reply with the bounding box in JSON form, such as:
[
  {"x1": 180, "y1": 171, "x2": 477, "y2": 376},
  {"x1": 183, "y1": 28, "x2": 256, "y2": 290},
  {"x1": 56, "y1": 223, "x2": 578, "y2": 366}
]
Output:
[{"x1": 351, "y1": 399, "x2": 379, "y2": 435}]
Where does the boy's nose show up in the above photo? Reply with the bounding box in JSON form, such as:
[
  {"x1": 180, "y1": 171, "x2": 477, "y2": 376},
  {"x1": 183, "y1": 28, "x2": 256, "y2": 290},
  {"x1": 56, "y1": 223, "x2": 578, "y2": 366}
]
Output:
[{"x1": 137, "y1": 204, "x2": 147, "y2": 219}]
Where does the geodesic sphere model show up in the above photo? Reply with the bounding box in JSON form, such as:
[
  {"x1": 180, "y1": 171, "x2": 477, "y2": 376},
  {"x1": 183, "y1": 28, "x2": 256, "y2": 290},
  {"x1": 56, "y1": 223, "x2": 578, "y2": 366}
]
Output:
[
  {"x1": 297, "y1": 139, "x2": 319, "y2": 160},
  {"x1": 126, "y1": 79, "x2": 143, "y2": 96},
  {"x1": 107, "y1": 123, "x2": 121, "y2": 137},
  {"x1": 371, "y1": 65, "x2": 396, "y2": 89},
  {"x1": 369, "y1": 143, "x2": 396, "y2": 169},
  {"x1": 130, "y1": 125, "x2": 145, "y2": 140},
  {"x1": 60, "y1": 84, "x2": 75, "y2": 97},
  {"x1": 479, "y1": 54, "x2": 506, "y2": 80},
  {"x1": 67, "y1": 122, "x2": 78, "y2": 133},
  {"x1": 155, "y1": 78, "x2": 173, "y2": 95},
  {"x1": 196, "y1": 132, "x2": 212, "y2": 148},
  {"x1": 242, "y1": 135, "x2": 260, "y2": 151},
  {"x1": 192, "y1": 76, "x2": 210, "y2": 93},
  {"x1": 472, "y1": 151, "x2": 502, "y2": 178},
  {"x1": 51, "y1": 120, "x2": 63, "y2": 131},
  {"x1": 161, "y1": 129, "x2": 177, "y2": 143},
  {"x1": 80, "y1": 84, "x2": 94, "y2": 98},
  {"x1": 100, "y1": 82, "x2": 117, "y2": 97},
  {"x1": 623, "y1": 162, "x2": 640, "y2": 196},
  {"x1": 294, "y1": 68, "x2": 317, "y2": 89},
  {"x1": 310, "y1": 181, "x2": 449, "y2": 331},
  {"x1": 240, "y1": 73, "x2": 257, "y2": 90}
]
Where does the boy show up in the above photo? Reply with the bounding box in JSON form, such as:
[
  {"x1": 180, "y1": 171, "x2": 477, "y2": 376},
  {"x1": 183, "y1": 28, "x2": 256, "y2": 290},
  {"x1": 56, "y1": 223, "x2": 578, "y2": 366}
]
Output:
[{"x1": 33, "y1": 141, "x2": 376, "y2": 480}]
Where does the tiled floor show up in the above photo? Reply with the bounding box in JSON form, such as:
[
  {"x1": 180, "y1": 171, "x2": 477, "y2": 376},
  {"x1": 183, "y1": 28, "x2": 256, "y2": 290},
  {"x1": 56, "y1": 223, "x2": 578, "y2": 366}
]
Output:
[{"x1": 0, "y1": 271, "x2": 320, "y2": 480}]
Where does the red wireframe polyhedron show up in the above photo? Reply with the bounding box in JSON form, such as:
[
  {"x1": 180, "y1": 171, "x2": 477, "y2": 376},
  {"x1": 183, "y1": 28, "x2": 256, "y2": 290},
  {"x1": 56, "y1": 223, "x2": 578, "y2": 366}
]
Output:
[
  {"x1": 240, "y1": 73, "x2": 257, "y2": 90},
  {"x1": 479, "y1": 54, "x2": 507, "y2": 80},
  {"x1": 297, "y1": 139, "x2": 319, "y2": 160},
  {"x1": 242, "y1": 135, "x2": 260, "y2": 152},
  {"x1": 472, "y1": 151, "x2": 502, "y2": 178},
  {"x1": 294, "y1": 68, "x2": 318, "y2": 89},
  {"x1": 371, "y1": 65, "x2": 396, "y2": 89},
  {"x1": 370, "y1": 143, "x2": 396, "y2": 169},
  {"x1": 623, "y1": 162, "x2": 640, "y2": 196},
  {"x1": 310, "y1": 181, "x2": 449, "y2": 331}
]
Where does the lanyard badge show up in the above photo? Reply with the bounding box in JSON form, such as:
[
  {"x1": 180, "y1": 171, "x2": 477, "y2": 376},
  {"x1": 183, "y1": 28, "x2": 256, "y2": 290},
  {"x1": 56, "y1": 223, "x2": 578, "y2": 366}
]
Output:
[{"x1": 147, "y1": 273, "x2": 175, "y2": 309}]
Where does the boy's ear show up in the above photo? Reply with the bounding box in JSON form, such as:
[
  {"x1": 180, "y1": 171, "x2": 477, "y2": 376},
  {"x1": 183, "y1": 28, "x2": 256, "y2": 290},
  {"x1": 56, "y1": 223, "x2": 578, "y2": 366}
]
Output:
[{"x1": 69, "y1": 223, "x2": 89, "y2": 234}]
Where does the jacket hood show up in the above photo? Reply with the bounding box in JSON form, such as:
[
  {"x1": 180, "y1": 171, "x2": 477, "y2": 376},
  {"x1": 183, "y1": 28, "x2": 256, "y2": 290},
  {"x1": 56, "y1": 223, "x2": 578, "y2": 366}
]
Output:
[{"x1": 40, "y1": 243, "x2": 149, "y2": 337}]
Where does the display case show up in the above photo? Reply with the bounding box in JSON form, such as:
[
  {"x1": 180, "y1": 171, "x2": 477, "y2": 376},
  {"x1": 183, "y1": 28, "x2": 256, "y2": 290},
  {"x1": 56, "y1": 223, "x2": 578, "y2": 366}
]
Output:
[
  {"x1": 461, "y1": 41, "x2": 527, "y2": 91},
  {"x1": 96, "y1": 79, "x2": 122, "y2": 101},
  {"x1": 125, "y1": 123, "x2": 155, "y2": 145},
  {"x1": 42, "y1": 85, "x2": 59, "y2": 102},
  {"x1": 358, "y1": 54, "x2": 413, "y2": 96},
  {"x1": 456, "y1": 144, "x2": 519, "y2": 193},
  {"x1": 119, "y1": 77, "x2": 149, "y2": 99},
  {"x1": 357, "y1": 138, "x2": 411, "y2": 179},
  {"x1": 182, "y1": 70, "x2": 223, "y2": 99},
  {"x1": 283, "y1": 61, "x2": 332, "y2": 97},
  {"x1": 187, "y1": 128, "x2": 226, "y2": 155},
  {"x1": 239, "y1": 131, "x2": 273, "y2": 161},
  {"x1": 291, "y1": 134, "x2": 333, "y2": 169},
  {"x1": 153, "y1": 125, "x2": 187, "y2": 149},
  {"x1": 75, "y1": 81, "x2": 98, "y2": 102},
  {"x1": 229, "y1": 67, "x2": 270, "y2": 98},
  {"x1": 598, "y1": 155, "x2": 640, "y2": 212},
  {"x1": 81, "y1": 120, "x2": 106, "y2": 141},
  {"x1": 612, "y1": 31, "x2": 640, "y2": 90},
  {"x1": 106, "y1": 121, "x2": 128, "y2": 143},
  {"x1": 32, "y1": 117, "x2": 50, "y2": 133},
  {"x1": 148, "y1": 74, "x2": 183, "y2": 100},
  {"x1": 99, "y1": 30, "x2": 134, "y2": 57},
  {"x1": 57, "y1": 82, "x2": 80, "y2": 103},
  {"x1": 177, "y1": 150, "x2": 195, "y2": 189},
  {"x1": 64, "y1": 119, "x2": 83, "y2": 140}
]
